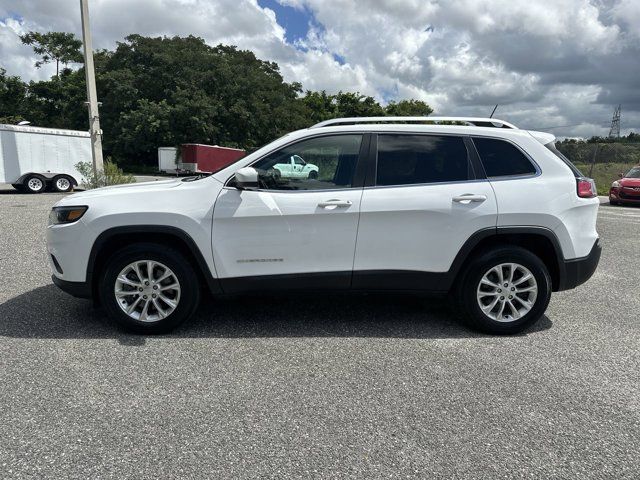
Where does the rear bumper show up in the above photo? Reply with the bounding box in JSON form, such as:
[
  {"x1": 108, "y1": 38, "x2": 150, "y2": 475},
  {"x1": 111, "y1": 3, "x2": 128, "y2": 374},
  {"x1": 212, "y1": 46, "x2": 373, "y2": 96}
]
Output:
[
  {"x1": 557, "y1": 239, "x2": 601, "y2": 291},
  {"x1": 52, "y1": 275, "x2": 92, "y2": 299}
]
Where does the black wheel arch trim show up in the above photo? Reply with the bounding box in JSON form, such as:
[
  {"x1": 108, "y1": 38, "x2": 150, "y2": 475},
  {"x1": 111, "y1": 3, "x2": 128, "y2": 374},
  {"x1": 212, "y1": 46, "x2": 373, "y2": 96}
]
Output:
[
  {"x1": 445, "y1": 225, "x2": 591, "y2": 293},
  {"x1": 86, "y1": 225, "x2": 222, "y2": 297}
]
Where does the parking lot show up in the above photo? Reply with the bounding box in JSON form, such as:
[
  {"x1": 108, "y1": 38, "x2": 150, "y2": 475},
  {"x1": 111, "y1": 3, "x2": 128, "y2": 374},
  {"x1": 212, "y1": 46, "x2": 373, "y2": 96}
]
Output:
[{"x1": 0, "y1": 187, "x2": 638, "y2": 479}]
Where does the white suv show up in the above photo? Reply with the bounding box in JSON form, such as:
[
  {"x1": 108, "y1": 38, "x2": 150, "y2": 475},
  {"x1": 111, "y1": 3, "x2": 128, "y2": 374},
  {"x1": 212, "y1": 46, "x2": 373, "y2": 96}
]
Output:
[{"x1": 47, "y1": 117, "x2": 601, "y2": 334}]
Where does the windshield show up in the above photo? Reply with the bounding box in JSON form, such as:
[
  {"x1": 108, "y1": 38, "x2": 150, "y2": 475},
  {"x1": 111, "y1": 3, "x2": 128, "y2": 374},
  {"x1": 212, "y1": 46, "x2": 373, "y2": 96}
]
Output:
[
  {"x1": 625, "y1": 167, "x2": 640, "y2": 178},
  {"x1": 544, "y1": 142, "x2": 584, "y2": 177}
]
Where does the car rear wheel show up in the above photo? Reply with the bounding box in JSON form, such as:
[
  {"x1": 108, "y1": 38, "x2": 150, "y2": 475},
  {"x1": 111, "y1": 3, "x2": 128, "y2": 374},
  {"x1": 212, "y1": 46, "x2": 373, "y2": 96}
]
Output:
[
  {"x1": 52, "y1": 175, "x2": 74, "y2": 193},
  {"x1": 100, "y1": 243, "x2": 200, "y2": 334},
  {"x1": 24, "y1": 175, "x2": 46, "y2": 194},
  {"x1": 453, "y1": 246, "x2": 551, "y2": 334}
]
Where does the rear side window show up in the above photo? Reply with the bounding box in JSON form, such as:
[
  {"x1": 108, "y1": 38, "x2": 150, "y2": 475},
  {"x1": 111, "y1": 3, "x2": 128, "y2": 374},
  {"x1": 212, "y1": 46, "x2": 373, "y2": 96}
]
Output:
[
  {"x1": 376, "y1": 134, "x2": 470, "y2": 186},
  {"x1": 473, "y1": 137, "x2": 536, "y2": 177}
]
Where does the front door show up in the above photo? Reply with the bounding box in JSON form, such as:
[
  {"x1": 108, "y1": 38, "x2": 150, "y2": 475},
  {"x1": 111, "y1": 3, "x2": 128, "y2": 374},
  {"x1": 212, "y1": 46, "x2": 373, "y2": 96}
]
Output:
[
  {"x1": 212, "y1": 134, "x2": 367, "y2": 293},
  {"x1": 353, "y1": 133, "x2": 498, "y2": 290}
]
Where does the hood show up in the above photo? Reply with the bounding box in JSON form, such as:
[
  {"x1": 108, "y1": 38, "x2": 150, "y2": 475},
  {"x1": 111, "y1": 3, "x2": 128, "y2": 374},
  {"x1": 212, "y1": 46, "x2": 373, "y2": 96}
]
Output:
[
  {"x1": 63, "y1": 178, "x2": 183, "y2": 200},
  {"x1": 620, "y1": 177, "x2": 640, "y2": 187}
]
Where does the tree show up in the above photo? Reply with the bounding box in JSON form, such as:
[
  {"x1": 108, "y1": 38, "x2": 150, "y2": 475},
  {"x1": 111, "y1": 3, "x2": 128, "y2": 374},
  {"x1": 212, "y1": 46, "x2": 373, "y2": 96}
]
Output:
[
  {"x1": 20, "y1": 31, "x2": 83, "y2": 77},
  {"x1": 0, "y1": 68, "x2": 30, "y2": 123},
  {"x1": 385, "y1": 99, "x2": 433, "y2": 116}
]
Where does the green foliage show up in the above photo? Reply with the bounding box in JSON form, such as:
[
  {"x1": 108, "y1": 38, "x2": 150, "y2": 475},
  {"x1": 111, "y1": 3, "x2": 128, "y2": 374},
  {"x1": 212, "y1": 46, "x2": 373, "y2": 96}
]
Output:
[
  {"x1": 557, "y1": 138, "x2": 640, "y2": 195},
  {"x1": 573, "y1": 162, "x2": 634, "y2": 196},
  {"x1": 20, "y1": 31, "x2": 83, "y2": 76},
  {"x1": 75, "y1": 159, "x2": 136, "y2": 189},
  {"x1": 6, "y1": 31, "x2": 436, "y2": 168},
  {"x1": 385, "y1": 99, "x2": 433, "y2": 116},
  {"x1": 300, "y1": 91, "x2": 433, "y2": 125},
  {"x1": 0, "y1": 68, "x2": 31, "y2": 123}
]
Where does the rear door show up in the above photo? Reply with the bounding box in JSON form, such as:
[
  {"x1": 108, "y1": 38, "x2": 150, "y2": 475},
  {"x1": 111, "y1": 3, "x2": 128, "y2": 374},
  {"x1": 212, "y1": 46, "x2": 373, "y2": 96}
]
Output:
[
  {"x1": 353, "y1": 133, "x2": 498, "y2": 290},
  {"x1": 212, "y1": 133, "x2": 368, "y2": 292}
]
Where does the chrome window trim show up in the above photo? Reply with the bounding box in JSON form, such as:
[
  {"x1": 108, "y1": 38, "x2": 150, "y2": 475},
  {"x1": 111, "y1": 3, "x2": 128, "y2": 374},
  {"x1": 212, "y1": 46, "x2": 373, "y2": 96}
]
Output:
[{"x1": 363, "y1": 178, "x2": 490, "y2": 191}]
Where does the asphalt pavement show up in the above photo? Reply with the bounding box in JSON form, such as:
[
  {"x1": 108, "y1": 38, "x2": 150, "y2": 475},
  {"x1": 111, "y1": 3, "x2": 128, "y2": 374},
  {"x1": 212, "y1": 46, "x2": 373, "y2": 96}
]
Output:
[{"x1": 0, "y1": 187, "x2": 638, "y2": 478}]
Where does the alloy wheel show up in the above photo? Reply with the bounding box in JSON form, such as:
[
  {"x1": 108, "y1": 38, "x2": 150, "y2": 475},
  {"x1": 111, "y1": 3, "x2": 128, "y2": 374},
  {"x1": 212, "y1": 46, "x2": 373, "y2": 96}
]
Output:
[
  {"x1": 114, "y1": 260, "x2": 181, "y2": 322},
  {"x1": 476, "y1": 262, "x2": 538, "y2": 322}
]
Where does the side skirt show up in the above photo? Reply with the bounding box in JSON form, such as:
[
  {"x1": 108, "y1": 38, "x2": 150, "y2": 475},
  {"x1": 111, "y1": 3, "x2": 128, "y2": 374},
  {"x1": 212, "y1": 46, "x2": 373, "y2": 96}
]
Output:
[{"x1": 219, "y1": 270, "x2": 449, "y2": 295}]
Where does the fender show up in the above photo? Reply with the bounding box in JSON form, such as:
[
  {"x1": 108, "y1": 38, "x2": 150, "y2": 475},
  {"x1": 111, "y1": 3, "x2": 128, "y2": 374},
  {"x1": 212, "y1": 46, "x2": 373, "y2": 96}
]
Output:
[
  {"x1": 446, "y1": 225, "x2": 567, "y2": 291},
  {"x1": 86, "y1": 225, "x2": 222, "y2": 295}
]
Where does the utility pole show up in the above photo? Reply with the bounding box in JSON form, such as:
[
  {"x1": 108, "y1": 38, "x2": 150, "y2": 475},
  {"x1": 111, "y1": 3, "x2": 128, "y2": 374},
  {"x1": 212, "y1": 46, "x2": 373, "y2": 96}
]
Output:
[{"x1": 79, "y1": 0, "x2": 104, "y2": 175}]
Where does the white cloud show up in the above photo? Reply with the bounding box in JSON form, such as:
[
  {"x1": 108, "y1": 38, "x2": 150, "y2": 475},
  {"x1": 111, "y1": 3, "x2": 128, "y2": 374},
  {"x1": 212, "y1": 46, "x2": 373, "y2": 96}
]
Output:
[{"x1": 1, "y1": 0, "x2": 639, "y2": 136}]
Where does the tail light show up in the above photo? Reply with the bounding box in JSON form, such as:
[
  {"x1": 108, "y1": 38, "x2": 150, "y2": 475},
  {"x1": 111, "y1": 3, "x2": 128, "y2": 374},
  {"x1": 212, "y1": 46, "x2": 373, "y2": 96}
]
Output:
[{"x1": 577, "y1": 177, "x2": 597, "y2": 198}]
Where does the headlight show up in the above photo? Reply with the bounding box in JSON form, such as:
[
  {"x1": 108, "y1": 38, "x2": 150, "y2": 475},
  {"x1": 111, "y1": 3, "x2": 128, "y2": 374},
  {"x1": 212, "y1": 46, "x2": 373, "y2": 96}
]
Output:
[
  {"x1": 612, "y1": 181, "x2": 620, "y2": 189},
  {"x1": 48, "y1": 206, "x2": 88, "y2": 225}
]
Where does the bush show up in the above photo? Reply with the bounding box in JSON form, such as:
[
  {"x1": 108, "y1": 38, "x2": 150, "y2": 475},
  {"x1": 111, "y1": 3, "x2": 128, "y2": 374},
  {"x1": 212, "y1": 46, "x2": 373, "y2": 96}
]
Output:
[{"x1": 75, "y1": 159, "x2": 136, "y2": 189}]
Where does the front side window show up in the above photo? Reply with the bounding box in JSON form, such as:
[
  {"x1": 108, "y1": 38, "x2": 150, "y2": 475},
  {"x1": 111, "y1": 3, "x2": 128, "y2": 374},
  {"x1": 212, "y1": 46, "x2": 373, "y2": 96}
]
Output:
[
  {"x1": 376, "y1": 134, "x2": 470, "y2": 186},
  {"x1": 250, "y1": 134, "x2": 363, "y2": 190},
  {"x1": 473, "y1": 137, "x2": 537, "y2": 177}
]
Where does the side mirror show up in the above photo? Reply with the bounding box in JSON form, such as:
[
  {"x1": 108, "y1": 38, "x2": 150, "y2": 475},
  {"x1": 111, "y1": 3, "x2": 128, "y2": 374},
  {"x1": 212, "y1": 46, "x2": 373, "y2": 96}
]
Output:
[{"x1": 235, "y1": 167, "x2": 259, "y2": 190}]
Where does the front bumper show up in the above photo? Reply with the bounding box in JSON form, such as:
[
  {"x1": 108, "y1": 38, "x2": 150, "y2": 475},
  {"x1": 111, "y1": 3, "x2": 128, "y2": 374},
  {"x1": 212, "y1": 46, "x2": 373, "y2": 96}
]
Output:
[
  {"x1": 52, "y1": 275, "x2": 92, "y2": 299},
  {"x1": 557, "y1": 239, "x2": 601, "y2": 291},
  {"x1": 610, "y1": 188, "x2": 640, "y2": 203}
]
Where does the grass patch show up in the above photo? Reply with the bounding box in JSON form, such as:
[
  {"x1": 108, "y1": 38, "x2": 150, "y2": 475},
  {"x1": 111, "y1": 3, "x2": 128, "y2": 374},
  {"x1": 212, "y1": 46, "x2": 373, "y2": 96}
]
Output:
[{"x1": 574, "y1": 162, "x2": 636, "y2": 196}]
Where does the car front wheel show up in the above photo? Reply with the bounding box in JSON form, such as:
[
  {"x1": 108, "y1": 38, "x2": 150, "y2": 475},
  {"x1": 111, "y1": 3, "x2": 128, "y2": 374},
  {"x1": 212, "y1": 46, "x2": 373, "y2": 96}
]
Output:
[
  {"x1": 454, "y1": 246, "x2": 552, "y2": 335},
  {"x1": 100, "y1": 243, "x2": 200, "y2": 334}
]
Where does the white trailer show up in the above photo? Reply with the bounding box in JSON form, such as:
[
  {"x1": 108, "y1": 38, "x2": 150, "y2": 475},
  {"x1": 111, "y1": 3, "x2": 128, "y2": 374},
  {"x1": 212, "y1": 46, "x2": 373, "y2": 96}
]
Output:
[
  {"x1": 158, "y1": 147, "x2": 180, "y2": 174},
  {"x1": 0, "y1": 123, "x2": 91, "y2": 193}
]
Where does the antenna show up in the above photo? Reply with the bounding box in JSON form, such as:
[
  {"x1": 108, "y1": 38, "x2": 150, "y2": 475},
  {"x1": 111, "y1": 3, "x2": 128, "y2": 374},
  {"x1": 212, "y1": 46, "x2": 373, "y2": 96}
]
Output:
[
  {"x1": 489, "y1": 104, "x2": 498, "y2": 119},
  {"x1": 608, "y1": 104, "x2": 621, "y2": 138}
]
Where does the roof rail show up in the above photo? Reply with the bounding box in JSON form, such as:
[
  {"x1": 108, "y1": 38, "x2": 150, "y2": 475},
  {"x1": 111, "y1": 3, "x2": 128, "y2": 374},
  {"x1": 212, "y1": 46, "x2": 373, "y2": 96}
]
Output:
[{"x1": 310, "y1": 116, "x2": 518, "y2": 129}]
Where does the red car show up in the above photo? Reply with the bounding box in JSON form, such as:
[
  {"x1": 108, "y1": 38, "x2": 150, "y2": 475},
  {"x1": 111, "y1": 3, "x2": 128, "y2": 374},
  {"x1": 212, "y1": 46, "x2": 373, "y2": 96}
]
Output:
[{"x1": 609, "y1": 166, "x2": 640, "y2": 206}]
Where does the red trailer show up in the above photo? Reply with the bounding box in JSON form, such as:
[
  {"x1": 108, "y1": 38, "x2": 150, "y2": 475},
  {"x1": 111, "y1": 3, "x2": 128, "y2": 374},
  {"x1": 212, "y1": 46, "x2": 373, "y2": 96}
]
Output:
[{"x1": 181, "y1": 144, "x2": 245, "y2": 173}]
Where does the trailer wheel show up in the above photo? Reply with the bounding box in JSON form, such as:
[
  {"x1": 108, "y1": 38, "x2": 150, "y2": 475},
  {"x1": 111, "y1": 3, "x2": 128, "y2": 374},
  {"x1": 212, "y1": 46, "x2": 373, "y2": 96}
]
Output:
[
  {"x1": 52, "y1": 175, "x2": 74, "y2": 193},
  {"x1": 24, "y1": 175, "x2": 46, "y2": 194}
]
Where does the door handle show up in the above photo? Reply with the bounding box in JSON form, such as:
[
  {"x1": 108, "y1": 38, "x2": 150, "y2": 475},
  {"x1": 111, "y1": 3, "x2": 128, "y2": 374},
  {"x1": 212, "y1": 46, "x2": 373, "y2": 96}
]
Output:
[
  {"x1": 318, "y1": 199, "x2": 353, "y2": 208},
  {"x1": 452, "y1": 194, "x2": 487, "y2": 204}
]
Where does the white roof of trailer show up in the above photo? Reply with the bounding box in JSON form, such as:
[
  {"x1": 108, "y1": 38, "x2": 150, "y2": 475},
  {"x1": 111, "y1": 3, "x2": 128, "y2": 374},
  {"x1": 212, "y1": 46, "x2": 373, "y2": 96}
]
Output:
[{"x1": 0, "y1": 123, "x2": 90, "y2": 138}]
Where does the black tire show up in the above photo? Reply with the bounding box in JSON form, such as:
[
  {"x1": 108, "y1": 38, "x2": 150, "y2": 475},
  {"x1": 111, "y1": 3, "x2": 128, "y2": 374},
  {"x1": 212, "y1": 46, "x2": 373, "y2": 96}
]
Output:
[
  {"x1": 99, "y1": 243, "x2": 201, "y2": 334},
  {"x1": 24, "y1": 175, "x2": 46, "y2": 193},
  {"x1": 11, "y1": 184, "x2": 26, "y2": 193},
  {"x1": 52, "y1": 175, "x2": 74, "y2": 193},
  {"x1": 453, "y1": 246, "x2": 552, "y2": 335},
  {"x1": 609, "y1": 198, "x2": 618, "y2": 206},
  {"x1": 308, "y1": 170, "x2": 318, "y2": 179}
]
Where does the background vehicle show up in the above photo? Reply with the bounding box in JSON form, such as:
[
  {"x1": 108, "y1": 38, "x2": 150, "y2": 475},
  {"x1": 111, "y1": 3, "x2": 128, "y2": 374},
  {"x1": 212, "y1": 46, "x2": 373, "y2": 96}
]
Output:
[
  {"x1": 0, "y1": 123, "x2": 88, "y2": 193},
  {"x1": 47, "y1": 116, "x2": 601, "y2": 335},
  {"x1": 158, "y1": 144, "x2": 245, "y2": 174},
  {"x1": 273, "y1": 155, "x2": 319, "y2": 179},
  {"x1": 609, "y1": 166, "x2": 640, "y2": 205}
]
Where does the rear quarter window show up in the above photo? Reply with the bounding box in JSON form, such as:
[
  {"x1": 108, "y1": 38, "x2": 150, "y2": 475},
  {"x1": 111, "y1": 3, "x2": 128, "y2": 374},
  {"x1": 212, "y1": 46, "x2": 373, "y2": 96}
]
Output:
[{"x1": 473, "y1": 137, "x2": 537, "y2": 177}]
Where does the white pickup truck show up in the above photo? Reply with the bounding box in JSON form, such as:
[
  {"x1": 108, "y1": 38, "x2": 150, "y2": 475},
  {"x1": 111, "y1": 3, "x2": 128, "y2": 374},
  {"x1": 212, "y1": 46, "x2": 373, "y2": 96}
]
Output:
[
  {"x1": 0, "y1": 123, "x2": 89, "y2": 193},
  {"x1": 273, "y1": 154, "x2": 319, "y2": 179}
]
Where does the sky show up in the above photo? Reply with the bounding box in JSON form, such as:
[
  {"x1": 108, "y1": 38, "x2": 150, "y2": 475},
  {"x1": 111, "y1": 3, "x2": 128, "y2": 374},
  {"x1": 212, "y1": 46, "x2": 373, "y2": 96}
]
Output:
[{"x1": 1, "y1": 0, "x2": 639, "y2": 137}]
